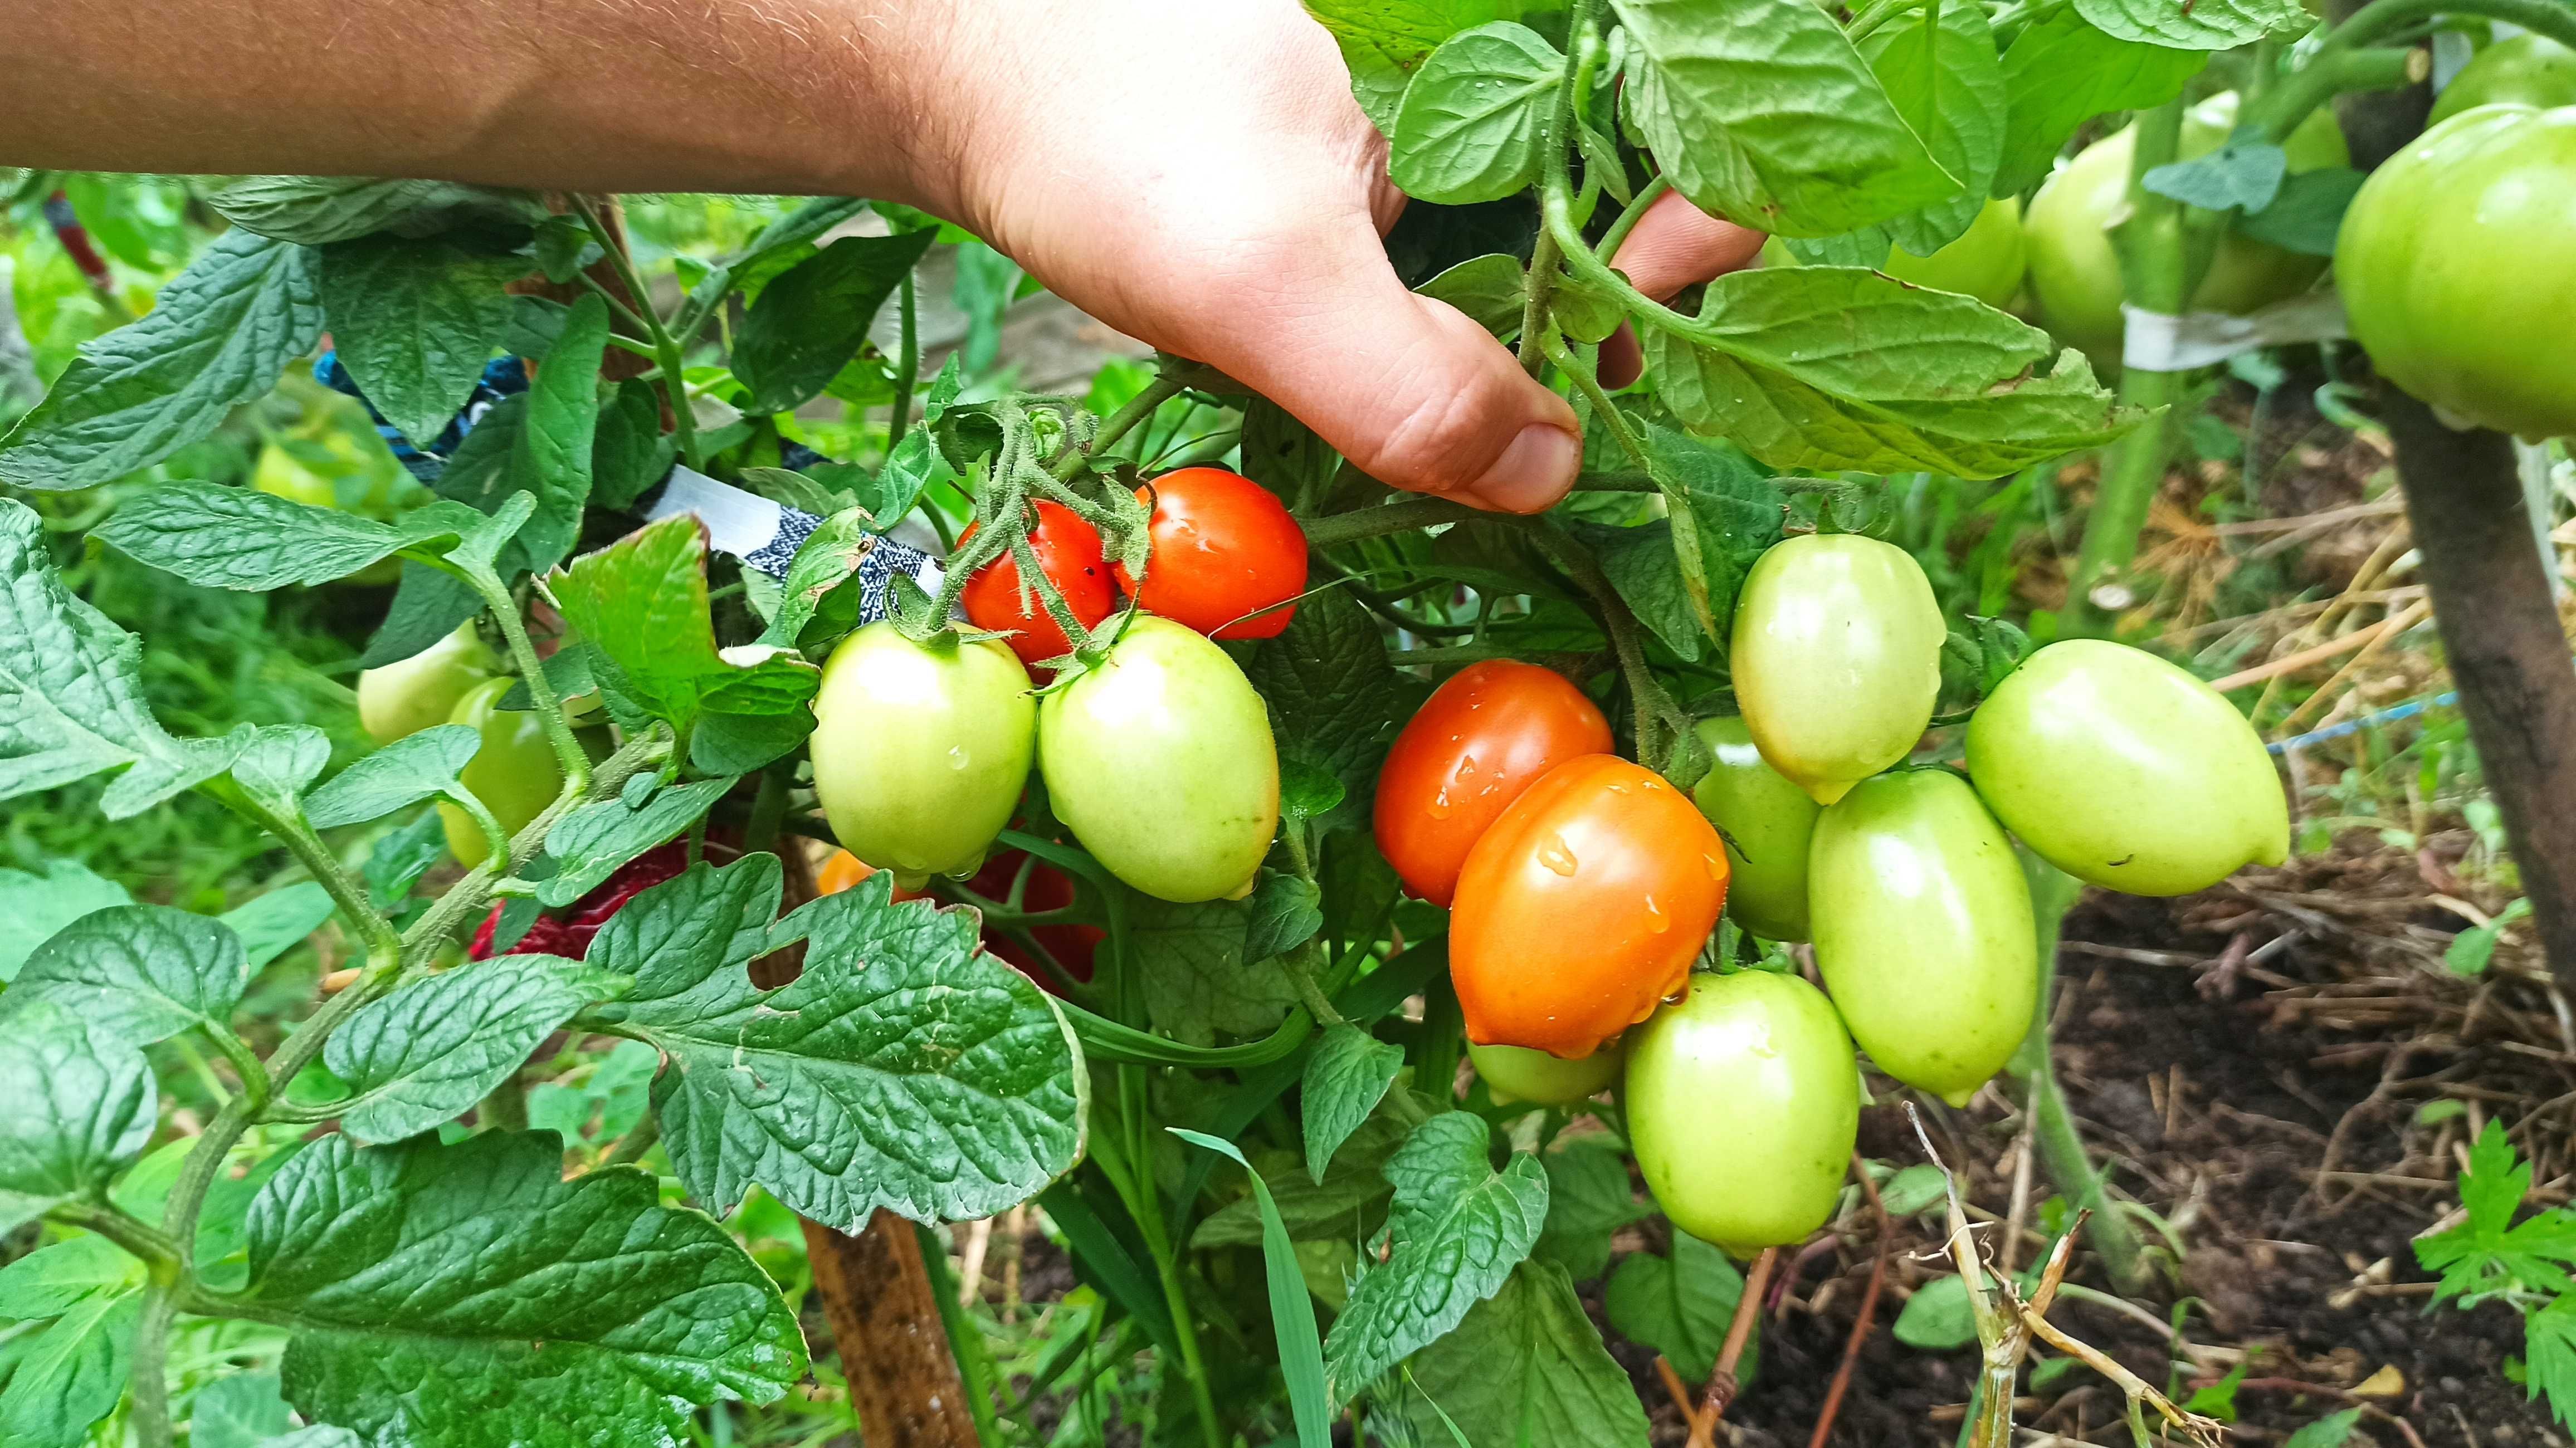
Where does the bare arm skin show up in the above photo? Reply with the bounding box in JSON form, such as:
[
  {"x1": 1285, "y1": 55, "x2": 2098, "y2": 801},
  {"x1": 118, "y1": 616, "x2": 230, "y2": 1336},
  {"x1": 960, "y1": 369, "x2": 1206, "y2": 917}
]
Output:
[{"x1": 1, "y1": 0, "x2": 1760, "y2": 511}]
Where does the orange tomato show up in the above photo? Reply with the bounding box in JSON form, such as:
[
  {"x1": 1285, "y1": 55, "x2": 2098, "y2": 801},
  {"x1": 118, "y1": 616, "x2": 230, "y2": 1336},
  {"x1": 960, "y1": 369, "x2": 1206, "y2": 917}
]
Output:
[
  {"x1": 1373, "y1": 661, "x2": 1612, "y2": 907},
  {"x1": 1111, "y1": 467, "x2": 1308, "y2": 640},
  {"x1": 1451, "y1": 755, "x2": 1730, "y2": 1058},
  {"x1": 816, "y1": 849, "x2": 921, "y2": 901}
]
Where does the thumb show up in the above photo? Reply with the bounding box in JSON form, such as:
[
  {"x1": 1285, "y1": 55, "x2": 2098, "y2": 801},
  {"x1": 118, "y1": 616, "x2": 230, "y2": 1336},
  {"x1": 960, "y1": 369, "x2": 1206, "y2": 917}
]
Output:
[{"x1": 1161, "y1": 217, "x2": 1583, "y2": 514}]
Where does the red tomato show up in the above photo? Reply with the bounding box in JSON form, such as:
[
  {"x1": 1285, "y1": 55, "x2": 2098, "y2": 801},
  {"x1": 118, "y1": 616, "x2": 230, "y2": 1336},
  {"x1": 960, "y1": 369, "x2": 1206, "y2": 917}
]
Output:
[
  {"x1": 966, "y1": 850, "x2": 1101, "y2": 989},
  {"x1": 1111, "y1": 467, "x2": 1308, "y2": 640},
  {"x1": 1451, "y1": 755, "x2": 1730, "y2": 1058},
  {"x1": 1373, "y1": 661, "x2": 1613, "y2": 907},
  {"x1": 960, "y1": 502, "x2": 1115, "y2": 668}
]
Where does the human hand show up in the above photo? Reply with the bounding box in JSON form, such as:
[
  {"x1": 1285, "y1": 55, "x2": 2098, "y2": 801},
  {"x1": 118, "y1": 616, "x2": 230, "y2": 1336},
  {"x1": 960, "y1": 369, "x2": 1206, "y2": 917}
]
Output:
[{"x1": 908, "y1": 0, "x2": 1766, "y2": 512}]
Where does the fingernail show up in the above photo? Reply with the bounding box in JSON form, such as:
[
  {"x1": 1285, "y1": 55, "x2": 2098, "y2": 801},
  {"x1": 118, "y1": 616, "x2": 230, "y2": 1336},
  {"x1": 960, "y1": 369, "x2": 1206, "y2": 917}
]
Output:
[{"x1": 1467, "y1": 423, "x2": 1581, "y2": 513}]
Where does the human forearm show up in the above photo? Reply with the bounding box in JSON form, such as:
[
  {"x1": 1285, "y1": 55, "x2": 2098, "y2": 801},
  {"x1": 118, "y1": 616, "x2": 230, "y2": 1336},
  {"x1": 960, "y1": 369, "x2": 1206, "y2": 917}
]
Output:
[{"x1": 0, "y1": 0, "x2": 954, "y2": 202}]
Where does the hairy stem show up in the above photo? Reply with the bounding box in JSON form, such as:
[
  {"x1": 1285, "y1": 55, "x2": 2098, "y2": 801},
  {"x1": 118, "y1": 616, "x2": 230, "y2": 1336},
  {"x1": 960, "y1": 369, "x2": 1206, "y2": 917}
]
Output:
[
  {"x1": 889, "y1": 270, "x2": 920, "y2": 451},
  {"x1": 461, "y1": 564, "x2": 592, "y2": 794},
  {"x1": 1301, "y1": 496, "x2": 1481, "y2": 549},
  {"x1": 573, "y1": 195, "x2": 704, "y2": 471},
  {"x1": 1052, "y1": 374, "x2": 1184, "y2": 480}
]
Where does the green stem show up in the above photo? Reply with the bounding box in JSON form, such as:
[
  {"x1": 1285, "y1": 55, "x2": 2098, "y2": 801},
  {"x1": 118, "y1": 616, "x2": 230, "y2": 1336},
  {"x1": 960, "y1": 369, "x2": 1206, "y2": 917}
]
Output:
[
  {"x1": 1526, "y1": 518, "x2": 1679, "y2": 773},
  {"x1": 209, "y1": 785, "x2": 396, "y2": 985},
  {"x1": 914, "y1": 1223, "x2": 1006, "y2": 1445},
  {"x1": 1053, "y1": 375, "x2": 1184, "y2": 480},
  {"x1": 443, "y1": 786, "x2": 513, "y2": 874},
  {"x1": 2008, "y1": 852, "x2": 2151, "y2": 1294},
  {"x1": 572, "y1": 195, "x2": 705, "y2": 471},
  {"x1": 460, "y1": 565, "x2": 592, "y2": 794},
  {"x1": 126, "y1": 1286, "x2": 183, "y2": 1448},
  {"x1": 889, "y1": 271, "x2": 921, "y2": 451},
  {"x1": 1595, "y1": 175, "x2": 1673, "y2": 264},
  {"x1": 1301, "y1": 497, "x2": 1482, "y2": 549},
  {"x1": 2271, "y1": 0, "x2": 2576, "y2": 127},
  {"x1": 49, "y1": 1200, "x2": 182, "y2": 1268}
]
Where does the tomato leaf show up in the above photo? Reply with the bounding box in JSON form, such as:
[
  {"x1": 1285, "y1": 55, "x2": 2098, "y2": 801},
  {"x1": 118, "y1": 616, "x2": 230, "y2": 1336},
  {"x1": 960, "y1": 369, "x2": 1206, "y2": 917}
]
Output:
[
  {"x1": 2074, "y1": 0, "x2": 2311, "y2": 51},
  {"x1": 501, "y1": 293, "x2": 609, "y2": 575},
  {"x1": 1, "y1": 905, "x2": 250, "y2": 1051},
  {"x1": 1611, "y1": 0, "x2": 1953, "y2": 237},
  {"x1": 1650, "y1": 424, "x2": 1785, "y2": 644},
  {"x1": 325, "y1": 953, "x2": 630, "y2": 1144},
  {"x1": 1247, "y1": 874, "x2": 1328, "y2": 963},
  {"x1": 361, "y1": 564, "x2": 486, "y2": 669},
  {"x1": 1641, "y1": 267, "x2": 2140, "y2": 478},
  {"x1": 1604, "y1": 1231, "x2": 1758, "y2": 1379},
  {"x1": 733, "y1": 232, "x2": 936, "y2": 415},
  {"x1": 0, "y1": 1283, "x2": 141, "y2": 1448},
  {"x1": 96, "y1": 481, "x2": 497, "y2": 591},
  {"x1": 0, "y1": 1001, "x2": 155, "y2": 1232},
  {"x1": 2237, "y1": 167, "x2": 2367, "y2": 258},
  {"x1": 582, "y1": 857, "x2": 1086, "y2": 1226},
  {"x1": 0, "y1": 1235, "x2": 145, "y2": 1320},
  {"x1": 537, "y1": 776, "x2": 739, "y2": 907},
  {"x1": 679, "y1": 196, "x2": 871, "y2": 319},
  {"x1": 220, "y1": 883, "x2": 338, "y2": 972},
  {"x1": 1416, "y1": 253, "x2": 1528, "y2": 340},
  {"x1": 0, "y1": 862, "x2": 131, "y2": 984},
  {"x1": 1247, "y1": 589, "x2": 1404, "y2": 836},
  {"x1": 0, "y1": 231, "x2": 323, "y2": 490},
  {"x1": 1577, "y1": 517, "x2": 1707, "y2": 661},
  {"x1": 315, "y1": 235, "x2": 521, "y2": 446},
  {"x1": 239, "y1": 1131, "x2": 807, "y2": 1446},
  {"x1": 1321, "y1": 1112, "x2": 1549, "y2": 1404},
  {"x1": 208, "y1": 175, "x2": 547, "y2": 246},
  {"x1": 1859, "y1": 0, "x2": 2009, "y2": 257},
  {"x1": 1992, "y1": 12, "x2": 2207, "y2": 195},
  {"x1": 2143, "y1": 141, "x2": 2289, "y2": 214},
  {"x1": 1303, "y1": 0, "x2": 1500, "y2": 133},
  {"x1": 304, "y1": 725, "x2": 481, "y2": 829},
  {"x1": 1532, "y1": 1135, "x2": 1650, "y2": 1281},
  {"x1": 187, "y1": 1372, "x2": 296, "y2": 1448},
  {"x1": 1194, "y1": 1104, "x2": 1418, "y2": 1249},
  {"x1": 1403, "y1": 1260, "x2": 1652, "y2": 1448},
  {"x1": 1302, "y1": 1025, "x2": 1404, "y2": 1183},
  {"x1": 1128, "y1": 893, "x2": 1305, "y2": 1045},
  {"x1": 1389, "y1": 23, "x2": 1565, "y2": 206}
]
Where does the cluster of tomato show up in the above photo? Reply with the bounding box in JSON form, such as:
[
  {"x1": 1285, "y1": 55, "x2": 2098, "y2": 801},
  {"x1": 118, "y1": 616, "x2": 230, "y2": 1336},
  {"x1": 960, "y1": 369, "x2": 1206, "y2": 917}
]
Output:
[
  {"x1": 1376, "y1": 533, "x2": 2290, "y2": 1256},
  {"x1": 814, "y1": 466, "x2": 1306, "y2": 907}
]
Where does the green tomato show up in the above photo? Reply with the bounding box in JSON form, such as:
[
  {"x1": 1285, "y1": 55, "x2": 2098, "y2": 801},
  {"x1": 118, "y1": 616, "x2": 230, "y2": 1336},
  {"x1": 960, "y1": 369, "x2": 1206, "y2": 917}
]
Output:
[
  {"x1": 1808, "y1": 769, "x2": 2036, "y2": 1106},
  {"x1": 1690, "y1": 716, "x2": 1821, "y2": 941},
  {"x1": 440, "y1": 677, "x2": 570, "y2": 870},
  {"x1": 1040, "y1": 617, "x2": 1280, "y2": 902},
  {"x1": 2431, "y1": 35, "x2": 2576, "y2": 124},
  {"x1": 1880, "y1": 198, "x2": 2027, "y2": 309},
  {"x1": 2027, "y1": 92, "x2": 2348, "y2": 361},
  {"x1": 812, "y1": 622, "x2": 1036, "y2": 880},
  {"x1": 357, "y1": 623, "x2": 495, "y2": 746},
  {"x1": 1965, "y1": 640, "x2": 2287, "y2": 896},
  {"x1": 2336, "y1": 105, "x2": 2576, "y2": 441},
  {"x1": 1730, "y1": 534, "x2": 1944, "y2": 806},
  {"x1": 1624, "y1": 969, "x2": 1858, "y2": 1256},
  {"x1": 252, "y1": 443, "x2": 339, "y2": 510},
  {"x1": 1469, "y1": 1040, "x2": 1623, "y2": 1105}
]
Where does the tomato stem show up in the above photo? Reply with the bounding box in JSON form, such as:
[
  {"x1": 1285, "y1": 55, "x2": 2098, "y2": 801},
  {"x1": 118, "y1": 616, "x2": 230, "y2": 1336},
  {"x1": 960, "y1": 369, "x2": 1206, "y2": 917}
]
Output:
[{"x1": 572, "y1": 194, "x2": 705, "y2": 472}]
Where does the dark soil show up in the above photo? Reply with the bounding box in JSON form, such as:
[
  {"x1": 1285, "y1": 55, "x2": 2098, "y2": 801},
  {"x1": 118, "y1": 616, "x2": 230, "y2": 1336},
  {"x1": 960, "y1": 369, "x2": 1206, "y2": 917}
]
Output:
[{"x1": 1656, "y1": 843, "x2": 2574, "y2": 1447}]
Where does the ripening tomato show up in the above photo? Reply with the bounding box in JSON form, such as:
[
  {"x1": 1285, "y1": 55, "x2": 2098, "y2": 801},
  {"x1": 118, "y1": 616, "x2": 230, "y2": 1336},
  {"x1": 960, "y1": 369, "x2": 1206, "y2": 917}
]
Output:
[
  {"x1": 1808, "y1": 770, "x2": 2037, "y2": 1105},
  {"x1": 358, "y1": 623, "x2": 496, "y2": 746},
  {"x1": 1690, "y1": 716, "x2": 1822, "y2": 942},
  {"x1": 959, "y1": 502, "x2": 1116, "y2": 668},
  {"x1": 1730, "y1": 534, "x2": 1944, "y2": 806},
  {"x1": 1881, "y1": 198, "x2": 2028, "y2": 310},
  {"x1": 811, "y1": 622, "x2": 1036, "y2": 881},
  {"x1": 1038, "y1": 617, "x2": 1280, "y2": 902},
  {"x1": 2430, "y1": 35, "x2": 2576, "y2": 124},
  {"x1": 2027, "y1": 93, "x2": 2347, "y2": 361},
  {"x1": 1112, "y1": 468, "x2": 1309, "y2": 639},
  {"x1": 1469, "y1": 1040, "x2": 1623, "y2": 1105},
  {"x1": 1626, "y1": 969, "x2": 1859, "y2": 1255},
  {"x1": 2336, "y1": 104, "x2": 2576, "y2": 441},
  {"x1": 1965, "y1": 640, "x2": 2288, "y2": 895},
  {"x1": 439, "y1": 677, "x2": 572, "y2": 870},
  {"x1": 967, "y1": 849, "x2": 1102, "y2": 987},
  {"x1": 816, "y1": 848, "x2": 924, "y2": 902},
  {"x1": 1374, "y1": 661, "x2": 1613, "y2": 907},
  {"x1": 1451, "y1": 755, "x2": 1730, "y2": 1058}
]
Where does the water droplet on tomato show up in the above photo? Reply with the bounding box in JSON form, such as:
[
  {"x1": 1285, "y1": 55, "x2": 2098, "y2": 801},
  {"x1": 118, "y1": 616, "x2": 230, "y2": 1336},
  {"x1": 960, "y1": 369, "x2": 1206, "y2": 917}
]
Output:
[
  {"x1": 1704, "y1": 854, "x2": 1726, "y2": 880},
  {"x1": 948, "y1": 745, "x2": 971, "y2": 770},
  {"x1": 1643, "y1": 898, "x2": 1668, "y2": 933},
  {"x1": 1428, "y1": 788, "x2": 1453, "y2": 820},
  {"x1": 1538, "y1": 834, "x2": 1578, "y2": 876}
]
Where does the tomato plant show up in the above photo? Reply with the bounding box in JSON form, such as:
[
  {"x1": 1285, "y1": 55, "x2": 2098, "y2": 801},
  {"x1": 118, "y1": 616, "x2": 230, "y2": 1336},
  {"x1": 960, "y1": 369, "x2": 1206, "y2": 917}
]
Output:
[
  {"x1": 1113, "y1": 466, "x2": 1309, "y2": 639},
  {"x1": 1808, "y1": 769, "x2": 2038, "y2": 1105},
  {"x1": 959, "y1": 500, "x2": 1115, "y2": 668},
  {"x1": 1626, "y1": 969, "x2": 1860, "y2": 1255},
  {"x1": 1690, "y1": 715, "x2": 1821, "y2": 942},
  {"x1": 811, "y1": 620, "x2": 1036, "y2": 881},
  {"x1": 1451, "y1": 755, "x2": 1729, "y2": 1058},
  {"x1": 1731, "y1": 533, "x2": 1946, "y2": 805},
  {"x1": 438, "y1": 676, "x2": 574, "y2": 870},
  {"x1": 2337, "y1": 104, "x2": 2576, "y2": 441},
  {"x1": 2027, "y1": 94, "x2": 2347, "y2": 359},
  {"x1": 1374, "y1": 659, "x2": 1612, "y2": 906},
  {"x1": 1038, "y1": 615, "x2": 1279, "y2": 903},
  {"x1": 1967, "y1": 640, "x2": 2290, "y2": 896}
]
